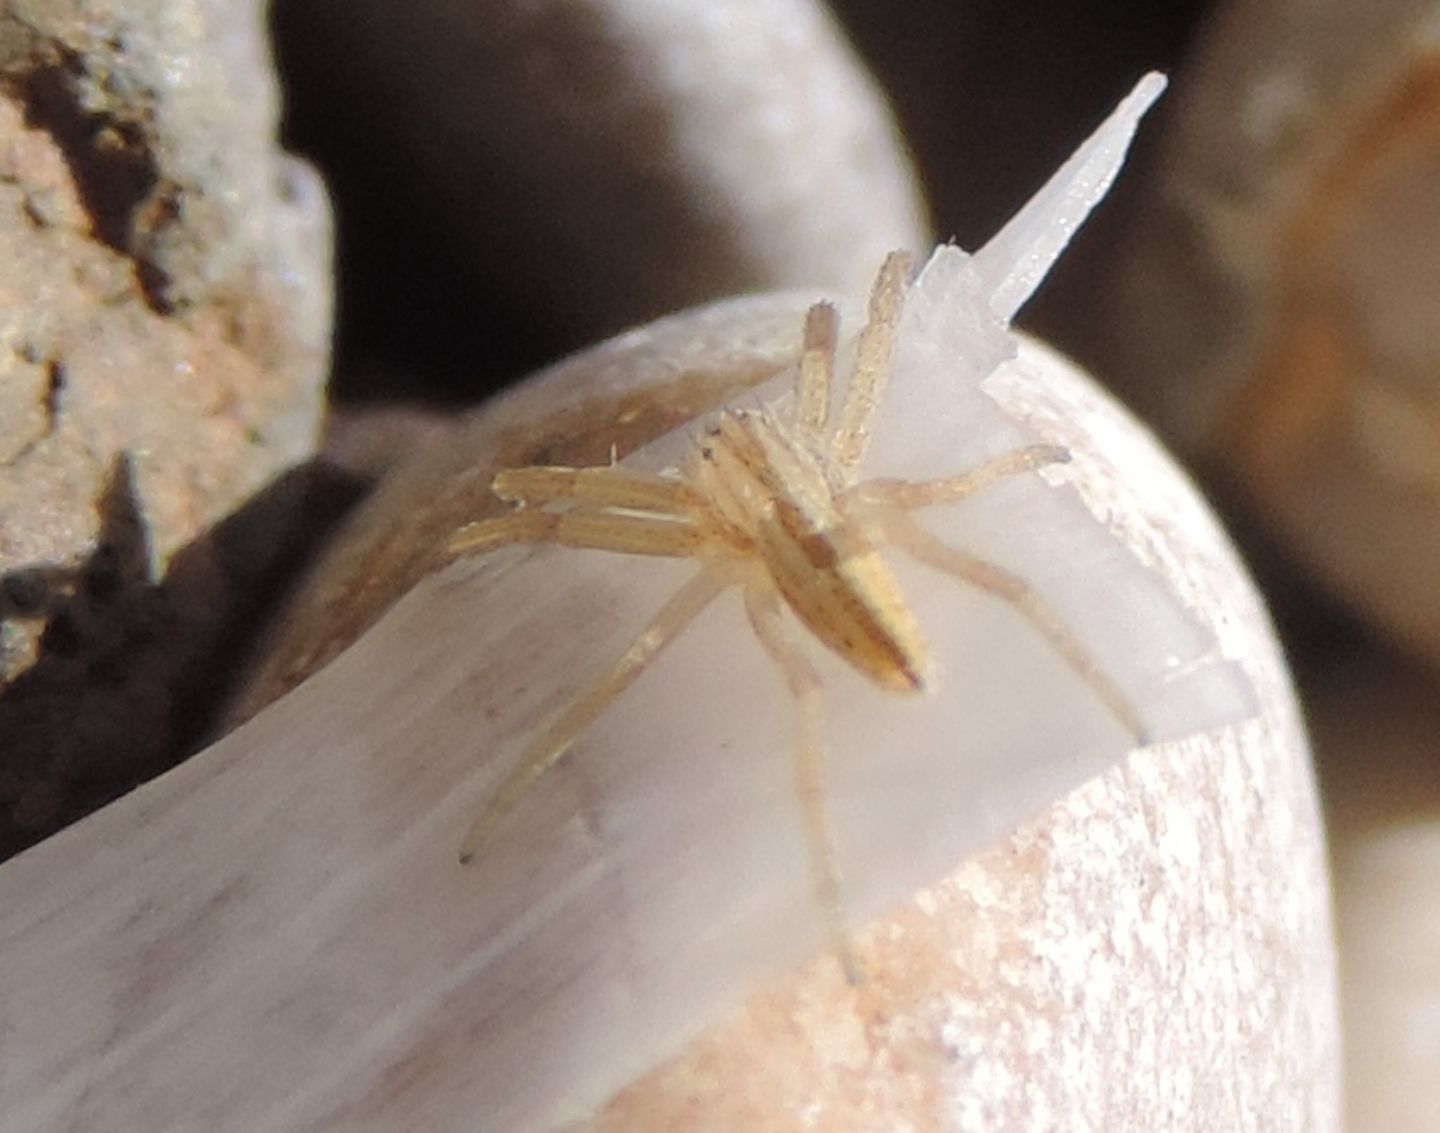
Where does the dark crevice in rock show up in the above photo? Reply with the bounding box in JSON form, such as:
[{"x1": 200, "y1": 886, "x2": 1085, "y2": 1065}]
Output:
[
  {"x1": 2, "y1": 356, "x2": 65, "y2": 467},
  {"x1": 42, "y1": 358, "x2": 64, "y2": 435},
  {"x1": 12, "y1": 42, "x2": 174, "y2": 314},
  {"x1": 132, "y1": 178, "x2": 181, "y2": 310}
]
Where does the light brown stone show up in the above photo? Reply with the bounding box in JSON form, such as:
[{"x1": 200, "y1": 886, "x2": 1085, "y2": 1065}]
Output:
[{"x1": 0, "y1": 0, "x2": 331, "y2": 857}]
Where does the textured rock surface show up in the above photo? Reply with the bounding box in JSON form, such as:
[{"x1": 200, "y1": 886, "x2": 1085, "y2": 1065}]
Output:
[{"x1": 0, "y1": 1, "x2": 331, "y2": 857}]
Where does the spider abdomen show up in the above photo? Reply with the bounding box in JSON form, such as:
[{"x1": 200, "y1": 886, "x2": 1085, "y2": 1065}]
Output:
[{"x1": 760, "y1": 498, "x2": 930, "y2": 695}]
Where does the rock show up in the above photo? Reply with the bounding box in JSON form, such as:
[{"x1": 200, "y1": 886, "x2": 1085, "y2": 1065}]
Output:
[{"x1": 0, "y1": 0, "x2": 331, "y2": 858}]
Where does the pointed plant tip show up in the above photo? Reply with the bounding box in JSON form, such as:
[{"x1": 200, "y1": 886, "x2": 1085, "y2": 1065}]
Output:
[
  {"x1": 1125, "y1": 71, "x2": 1169, "y2": 122},
  {"x1": 969, "y1": 68, "x2": 1172, "y2": 323},
  {"x1": 1136, "y1": 70, "x2": 1169, "y2": 101}
]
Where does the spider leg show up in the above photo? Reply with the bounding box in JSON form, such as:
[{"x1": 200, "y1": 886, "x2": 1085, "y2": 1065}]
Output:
[
  {"x1": 459, "y1": 566, "x2": 729, "y2": 863},
  {"x1": 842, "y1": 443, "x2": 1070, "y2": 511},
  {"x1": 870, "y1": 509, "x2": 1150, "y2": 745},
  {"x1": 492, "y1": 464, "x2": 704, "y2": 515},
  {"x1": 829, "y1": 250, "x2": 913, "y2": 478},
  {"x1": 443, "y1": 509, "x2": 708, "y2": 565},
  {"x1": 743, "y1": 577, "x2": 862, "y2": 985},
  {"x1": 795, "y1": 301, "x2": 839, "y2": 441}
]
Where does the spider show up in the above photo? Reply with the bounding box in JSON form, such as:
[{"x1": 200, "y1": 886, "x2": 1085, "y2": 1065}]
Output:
[{"x1": 443, "y1": 251, "x2": 1146, "y2": 982}]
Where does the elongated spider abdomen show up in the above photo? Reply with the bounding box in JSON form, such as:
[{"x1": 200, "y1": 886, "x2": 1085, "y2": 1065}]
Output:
[{"x1": 760, "y1": 500, "x2": 930, "y2": 695}]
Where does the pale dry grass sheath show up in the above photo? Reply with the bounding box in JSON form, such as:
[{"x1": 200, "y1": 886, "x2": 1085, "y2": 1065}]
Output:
[{"x1": 0, "y1": 74, "x2": 1267, "y2": 1130}]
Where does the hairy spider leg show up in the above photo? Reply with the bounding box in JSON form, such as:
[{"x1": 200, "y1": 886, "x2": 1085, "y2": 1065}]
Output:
[
  {"x1": 838, "y1": 441, "x2": 1145, "y2": 742},
  {"x1": 447, "y1": 509, "x2": 709, "y2": 561},
  {"x1": 843, "y1": 443, "x2": 1071, "y2": 511},
  {"x1": 458, "y1": 566, "x2": 729, "y2": 863},
  {"x1": 742, "y1": 575, "x2": 862, "y2": 984},
  {"x1": 491, "y1": 464, "x2": 705, "y2": 513},
  {"x1": 443, "y1": 462, "x2": 738, "y2": 860},
  {"x1": 830, "y1": 250, "x2": 914, "y2": 479},
  {"x1": 442, "y1": 461, "x2": 714, "y2": 566},
  {"x1": 864, "y1": 506, "x2": 1149, "y2": 745},
  {"x1": 796, "y1": 301, "x2": 839, "y2": 441}
]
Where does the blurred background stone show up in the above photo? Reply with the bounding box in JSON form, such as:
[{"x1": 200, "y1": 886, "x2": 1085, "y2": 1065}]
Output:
[
  {"x1": 1309, "y1": 642, "x2": 1440, "y2": 1132},
  {"x1": 272, "y1": 0, "x2": 928, "y2": 403},
  {"x1": 1078, "y1": 0, "x2": 1440, "y2": 665}
]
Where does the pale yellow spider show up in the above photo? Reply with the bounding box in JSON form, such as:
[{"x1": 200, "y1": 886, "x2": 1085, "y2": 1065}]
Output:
[{"x1": 446, "y1": 251, "x2": 1146, "y2": 981}]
